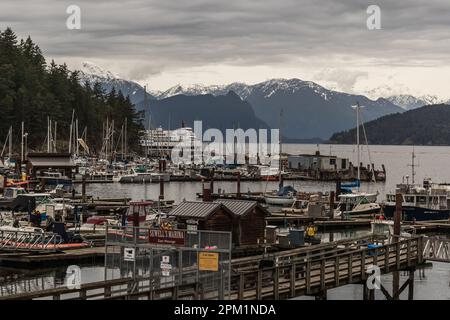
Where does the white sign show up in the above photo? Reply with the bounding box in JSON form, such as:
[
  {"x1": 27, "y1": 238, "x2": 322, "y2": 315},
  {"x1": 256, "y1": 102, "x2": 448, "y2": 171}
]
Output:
[
  {"x1": 162, "y1": 270, "x2": 170, "y2": 277},
  {"x1": 187, "y1": 224, "x2": 198, "y2": 232},
  {"x1": 160, "y1": 263, "x2": 173, "y2": 270},
  {"x1": 124, "y1": 248, "x2": 135, "y2": 261},
  {"x1": 162, "y1": 255, "x2": 170, "y2": 263}
]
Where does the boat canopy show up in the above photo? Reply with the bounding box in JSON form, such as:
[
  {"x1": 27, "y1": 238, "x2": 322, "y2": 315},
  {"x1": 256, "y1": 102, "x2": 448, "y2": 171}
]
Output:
[
  {"x1": 341, "y1": 180, "x2": 360, "y2": 193},
  {"x1": 277, "y1": 185, "x2": 297, "y2": 196}
]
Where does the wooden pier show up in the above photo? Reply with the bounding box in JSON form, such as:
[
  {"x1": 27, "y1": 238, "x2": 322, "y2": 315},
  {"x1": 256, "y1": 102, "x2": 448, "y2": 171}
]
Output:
[{"x1": 0, "y1": 235, "x2": 425, "y2": 300}]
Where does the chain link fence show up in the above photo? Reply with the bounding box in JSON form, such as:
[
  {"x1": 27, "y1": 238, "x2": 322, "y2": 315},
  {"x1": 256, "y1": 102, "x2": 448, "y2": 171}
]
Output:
[{"x1": 104, "y1": 225, "x2": 232, "y2": 299}]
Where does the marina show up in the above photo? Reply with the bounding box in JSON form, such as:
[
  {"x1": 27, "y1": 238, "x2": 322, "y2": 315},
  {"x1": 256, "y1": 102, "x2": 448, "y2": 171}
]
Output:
[{"x1": 2, "y1": 141, "x2": 450, "y2": 302}]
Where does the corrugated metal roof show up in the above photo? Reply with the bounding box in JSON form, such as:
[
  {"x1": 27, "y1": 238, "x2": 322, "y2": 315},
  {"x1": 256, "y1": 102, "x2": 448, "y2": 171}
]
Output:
[
  {"x1": 28, "y1": 157, "x2": 76, "y2": 167},
  {"x1": 214, "y1": 199, "x2": 257, "y2": 216},
  {"x1": 168, "y1": 201, "x2": 222, "y2": 219}
]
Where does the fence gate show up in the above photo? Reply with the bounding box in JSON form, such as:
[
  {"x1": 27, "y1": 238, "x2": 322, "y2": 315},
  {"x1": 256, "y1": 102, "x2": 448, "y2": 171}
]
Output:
[{"x1": 104, "y1": 225, "x2": 232, "y2": 299}]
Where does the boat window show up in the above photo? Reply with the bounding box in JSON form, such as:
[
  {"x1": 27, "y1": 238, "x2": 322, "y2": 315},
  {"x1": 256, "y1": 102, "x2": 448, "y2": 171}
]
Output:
[
  {"x1": 405, "y1": 196, "x2": 414, "y2": 203},
  {"x1": 417, "y1": 196, "x2": 426, "y2": 204}
]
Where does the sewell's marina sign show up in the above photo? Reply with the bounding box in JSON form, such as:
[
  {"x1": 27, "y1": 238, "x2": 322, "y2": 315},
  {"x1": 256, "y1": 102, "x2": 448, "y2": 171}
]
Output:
[{"x1": 148, "y1": 229, "x2": 186, "y2": 246}]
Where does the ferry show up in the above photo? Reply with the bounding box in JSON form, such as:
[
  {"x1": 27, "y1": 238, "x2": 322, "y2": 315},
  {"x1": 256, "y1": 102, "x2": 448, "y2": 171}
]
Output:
[{"x1": 383, "y1": 179, "x2": 450, "y2": 221}]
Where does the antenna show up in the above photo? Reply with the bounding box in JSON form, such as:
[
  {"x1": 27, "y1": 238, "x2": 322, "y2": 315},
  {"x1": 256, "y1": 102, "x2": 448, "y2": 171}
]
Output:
[{"x1": 407, "y1": 146, "x2": 418, "y2": 185}]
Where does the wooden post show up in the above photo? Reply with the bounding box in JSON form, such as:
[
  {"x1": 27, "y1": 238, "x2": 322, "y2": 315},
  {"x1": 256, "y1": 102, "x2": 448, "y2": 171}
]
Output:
[
  {"x1": 210, "y1": 168, "x2": 214, "y2": 194},
  {"x1": 394, "y1": 193, "x2": 402, "y2": 239},
  {"x1": 290, "y1": 264, "x2": 296, "y2": 297},
  {"x1": 256, "y1": 270, "x2": 262, "y2": 300},
  {"x1": 273, "y1": 267, "x2": 279, "y2": 299},
  {"x1": 407, "y1": 240, "x2": 411, "y2": 267},
  {"x1": 320, "y1": 260, "x2": 326, "y2": 291},
  {"x1": 236, "y1": 171, "x2": 241, "y2": 199},
  {"x1": 306, "y1": 261, "x2": 311, "y2": 294},
  {"x1": 335, "y1": 256, "x2": 340, "y2": 286},
  {"x1": 329, "y1": 191, "x2": 335, "y2": 218},
  {"x1": 408, "y1": 269, "x2": 415, "y2": 300},
  {"x1": 81, "y1": 175, "x2": 86, "y2": 203},
  {"x1": 238, "y1": 274, "x2": 244, "y2": 300},
  {"x1": 348, "y1": 253, "x2": 353, "y2": 283},
  {"x1": 361, "y1": 251, "x2": 366, "y2": 280},
  {"x1": 384, "y1": 245, "x2": 390, "y2": 272},
  {"x1": 159, "y1": 176, "x2": 164, "y2": 200},
  {"x1": 393, "y1": 271, "x2": 400, "y2": 300}
]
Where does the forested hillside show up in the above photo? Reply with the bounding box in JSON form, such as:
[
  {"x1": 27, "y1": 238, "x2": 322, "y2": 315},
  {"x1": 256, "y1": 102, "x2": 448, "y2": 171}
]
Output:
[
  {"x1": 329, "y1": 104, "x2": 450, "y2": 145},
  {"x1": 0, "y1": 27, "x2": 143, "y2": 155}
]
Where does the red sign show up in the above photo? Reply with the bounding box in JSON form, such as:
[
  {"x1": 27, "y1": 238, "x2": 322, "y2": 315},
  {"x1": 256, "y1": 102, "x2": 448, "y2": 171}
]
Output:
[{"x1": 148, "y1": 229, "x2": 185, "y2": 246}]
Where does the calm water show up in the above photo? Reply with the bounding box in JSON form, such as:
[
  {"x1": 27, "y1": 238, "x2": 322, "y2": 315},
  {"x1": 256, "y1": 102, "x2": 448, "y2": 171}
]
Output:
[
  {"x1": 79, "y1": 143, "x2": 450, "y2": 203},
  {"x1": 1, "y1": 144, "x2": 450, "y2": 299}
]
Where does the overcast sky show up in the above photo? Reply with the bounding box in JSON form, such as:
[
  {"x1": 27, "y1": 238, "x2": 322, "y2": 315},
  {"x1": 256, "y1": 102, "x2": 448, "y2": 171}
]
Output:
[{"x1": 1, "y1": 0, "x2": 450, "y2": 98}]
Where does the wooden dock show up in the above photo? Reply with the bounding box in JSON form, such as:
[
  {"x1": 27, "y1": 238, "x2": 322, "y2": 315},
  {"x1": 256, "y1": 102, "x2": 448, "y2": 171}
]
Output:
[
  {"x1": 0, "y1": 247, "x2": 106, "y2": 267},
  {"x1": 0, "y1": 235, "x2": 425, "y2": 300}
]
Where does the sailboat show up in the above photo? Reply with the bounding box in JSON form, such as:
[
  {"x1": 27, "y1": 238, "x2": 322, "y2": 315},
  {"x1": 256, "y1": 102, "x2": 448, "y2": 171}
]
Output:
[
  {"x1": 264, "y1": 110, "x2": 296, "y2": 206},
  {"x1": 335, "y1": 102, "x2": 381, "y2": 218}
]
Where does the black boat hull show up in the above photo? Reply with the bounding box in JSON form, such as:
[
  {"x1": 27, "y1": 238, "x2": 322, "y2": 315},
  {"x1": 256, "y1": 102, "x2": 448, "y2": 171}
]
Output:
[{"x1": 384, "y1": 205, "x2": 450, "y2": 221}]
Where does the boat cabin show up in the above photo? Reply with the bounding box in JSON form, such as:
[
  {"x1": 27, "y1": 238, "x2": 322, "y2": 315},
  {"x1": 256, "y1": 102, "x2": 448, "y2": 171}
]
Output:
[{"x1": 3, "y1": 187, "x2": 26, "y2": 199}]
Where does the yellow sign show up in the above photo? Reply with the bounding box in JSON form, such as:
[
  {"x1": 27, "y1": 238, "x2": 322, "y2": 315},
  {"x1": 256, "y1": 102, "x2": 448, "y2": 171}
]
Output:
[{"x1": 198, "y1": 252, "x2": 219, "y2": 272}]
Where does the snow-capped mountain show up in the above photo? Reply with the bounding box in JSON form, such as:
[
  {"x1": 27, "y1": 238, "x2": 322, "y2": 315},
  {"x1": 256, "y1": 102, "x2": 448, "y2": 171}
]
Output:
[
  {"x1": 155, "y1": 79, "x2": 334, "y2": 101},
  {"x1": 155, "y1": 78, "x2": 404, "y2": 139},
  {"x1": 75, "y1": 63, "x2": 406, "y2": 140},
  {"x1": 78, "y1": 61, "x2": 155, "y2": 104},
  {"x1": 386, "y1": 94, "x2": 446, "y2": 110}
]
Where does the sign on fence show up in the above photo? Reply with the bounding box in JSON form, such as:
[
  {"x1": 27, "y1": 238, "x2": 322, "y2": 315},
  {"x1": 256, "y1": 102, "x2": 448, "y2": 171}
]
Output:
[
  {"x1": 198, "y1": 252, "x2": 219, "y2": 271},
  {"x1": 124, "y1": 248, "x2": 136, "y2": 261},
  {"x1": 148, "y1": 229, "x2": 185, "y2": 246}
]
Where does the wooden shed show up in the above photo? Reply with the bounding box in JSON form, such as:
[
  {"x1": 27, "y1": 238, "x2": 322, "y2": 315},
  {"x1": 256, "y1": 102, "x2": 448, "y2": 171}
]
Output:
[
  {"x1": 215, "y1": 199, "x2": 268, "y2": 246},
  {"x1": 26, "y1": 153, "x2": 77, "y2": 178},
  {"x1": 168, "y1": 199, "x2": 269, "y2": 247},
  {"x1": 168, "y1": 201, "x2": 235, "y2": 233}
]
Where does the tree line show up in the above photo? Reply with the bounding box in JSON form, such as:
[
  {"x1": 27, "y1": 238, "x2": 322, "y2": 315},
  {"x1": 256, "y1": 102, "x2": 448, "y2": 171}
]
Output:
[{"x1": 0, "y1": 27, "x2": 144, "y2": 157}]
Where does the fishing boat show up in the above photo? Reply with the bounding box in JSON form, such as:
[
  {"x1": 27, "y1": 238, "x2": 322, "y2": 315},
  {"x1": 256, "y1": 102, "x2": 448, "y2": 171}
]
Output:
[{"x1": 383, "y1": 178, "x2": 450, "y2": 221}]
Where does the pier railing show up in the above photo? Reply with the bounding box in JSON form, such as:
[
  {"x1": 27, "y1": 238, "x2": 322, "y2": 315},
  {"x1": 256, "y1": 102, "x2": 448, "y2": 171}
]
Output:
[
  {"x1": 423, "y1": 236, "x2": 450, "y2": 262},
  {"x1": 0, "y1": 229, "x2": 63, "y2": 252},
  {"x1": 0, "y1": 235, "x2": 425, "y2": 300},
  {"x1": 228, "y1": 235, "x2": 424, "y2": 299}
]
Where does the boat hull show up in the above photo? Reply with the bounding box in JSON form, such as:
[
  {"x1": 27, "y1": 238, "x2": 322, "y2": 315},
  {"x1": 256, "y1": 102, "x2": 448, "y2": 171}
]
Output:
[
  {"x1": 264, "y1": 195, "x2": 295, "y2": 206},
  {"x1": 384, "y1": 205, "x2": 450, "y2": 221}
]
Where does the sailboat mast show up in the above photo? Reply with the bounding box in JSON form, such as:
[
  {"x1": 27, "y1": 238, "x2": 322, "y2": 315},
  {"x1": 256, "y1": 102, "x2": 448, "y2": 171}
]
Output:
[
  {"x1": 8, "y1": 126, "x2": 12, "y2": 159},
  {"x1": 411, "y1": 147, "x2": 416, "y2": 185},
  {"x1": 356, "y1": 102, "x2": 360, "y2": 183},
  {"x1": 279, "y1": 109, "x2": 283, "y2": 189},
  {"x1": 21, "y1": 121, "x2": 24, "y2": 162}
]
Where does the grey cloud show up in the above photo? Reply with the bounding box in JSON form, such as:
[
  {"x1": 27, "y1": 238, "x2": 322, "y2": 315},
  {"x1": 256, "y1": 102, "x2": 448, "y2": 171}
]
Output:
[{"x1": 1, "y1": 0, "x2": 450, "y2": 80}]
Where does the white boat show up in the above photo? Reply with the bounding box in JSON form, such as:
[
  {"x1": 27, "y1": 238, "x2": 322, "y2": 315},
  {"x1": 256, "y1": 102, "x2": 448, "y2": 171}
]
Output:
[
  {"x1": 264, "y1": 194, "x2": 295, "y2": 206},
  {"x1": 334, "y1": 192, "x2": 380, "y2": 218},
  {"x1": 113, "y1": 167, "x2": 170, "y2": 183}
]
